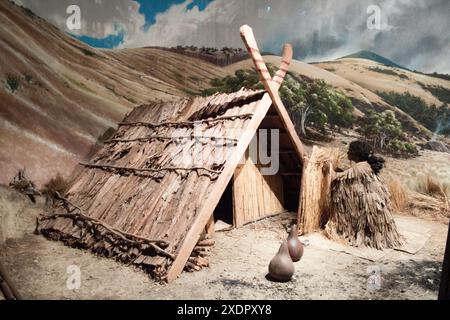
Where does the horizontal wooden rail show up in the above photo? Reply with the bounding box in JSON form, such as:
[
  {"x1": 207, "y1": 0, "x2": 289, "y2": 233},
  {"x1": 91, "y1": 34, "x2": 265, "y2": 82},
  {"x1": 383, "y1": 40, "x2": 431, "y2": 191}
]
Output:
[
  {"x1": 80, "y1": 163, "x2": 223, "y2": 176},
  {"x1": 119, "y1": 113, "x2": 254, "y2": 129}
]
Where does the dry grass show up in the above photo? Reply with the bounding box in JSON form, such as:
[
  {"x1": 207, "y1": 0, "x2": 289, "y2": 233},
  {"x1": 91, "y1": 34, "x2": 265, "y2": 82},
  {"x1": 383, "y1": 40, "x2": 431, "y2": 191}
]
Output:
[
  {"x1": 386, "y1": 173, "x2": 449, "y2": 221},
  {"x1": 417, "y1": 174, "x2": 449, "y2": 199},
  {"x1": 387, "y1": 179, "x2": 408, "y2": 212},
  {"x1": 41, "y1": 173, "x2": 68, "y2": 203},
  {"x1": 399, "y1": 174, "x2": 450, "y2": 221}
]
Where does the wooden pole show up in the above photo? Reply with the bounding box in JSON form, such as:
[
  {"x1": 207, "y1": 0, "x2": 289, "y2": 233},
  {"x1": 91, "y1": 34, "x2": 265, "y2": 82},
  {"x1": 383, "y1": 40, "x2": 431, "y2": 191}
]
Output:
[
  {"x1": 165, "y1": 26, "x2": 303, "y2": 282},
  {"x1": 438, "y1": 223, "x2": 450, "y2": 300},
  {"x1": 0, "y1": 263, "x2": 22, "y2": 300},
  {"x1": 240, "y1": 25, "x2": 306, "y2": 163}
]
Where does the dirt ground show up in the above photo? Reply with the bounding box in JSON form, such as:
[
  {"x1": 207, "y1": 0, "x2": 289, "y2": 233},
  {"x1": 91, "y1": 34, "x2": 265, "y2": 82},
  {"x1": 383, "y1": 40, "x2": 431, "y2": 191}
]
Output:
[{"x1": 0, "y1": 186, "x2": 447, "y2": 300}]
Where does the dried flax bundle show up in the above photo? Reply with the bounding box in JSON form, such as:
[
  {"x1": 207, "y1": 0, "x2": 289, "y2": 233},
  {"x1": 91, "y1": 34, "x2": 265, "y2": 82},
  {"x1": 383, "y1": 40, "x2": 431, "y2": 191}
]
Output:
[
  {"x1": 298, "y1": 146, "x2": 344, "y2": 234},
  {"x1": 325, "y1": 162, "x2": 403, "y2": 249}
]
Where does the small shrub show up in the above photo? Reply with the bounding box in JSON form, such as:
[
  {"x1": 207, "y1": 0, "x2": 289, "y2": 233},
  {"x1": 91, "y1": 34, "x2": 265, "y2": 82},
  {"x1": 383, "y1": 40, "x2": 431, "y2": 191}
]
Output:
[
  {"x1": 41, "y1": 173, "x2": 68, "y2": 205},
  {"x1": 6, "y1": 73, "x2": 20, "y2": 92},
  {"x1": 369, "y1": 67, "x2": 399, "y2": 76},
  {"x1": 24, "y1": 74, "x2": 33, "y2": 83},
  {"x1": 9, "y1": 169, "x2": 40, "y2": 203},
  {"x1": 388, "y1": 139, "x2": 418, "y2": 157}
]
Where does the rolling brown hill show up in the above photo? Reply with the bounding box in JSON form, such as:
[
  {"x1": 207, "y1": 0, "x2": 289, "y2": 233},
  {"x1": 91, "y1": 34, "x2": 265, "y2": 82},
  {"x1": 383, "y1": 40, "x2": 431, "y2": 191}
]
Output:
[
  {"x1": 315, "y1": 58, "x2": 450, "y2": 107},
  {"x1": 0, "y1": 1, "x2": 446, "y2": 188},
  {"x1": 226, "y1": 56, "x2": 434, "y2": 138},
  {"x1": 0, "y1": 1, "x2": 225, "y2": 186}
]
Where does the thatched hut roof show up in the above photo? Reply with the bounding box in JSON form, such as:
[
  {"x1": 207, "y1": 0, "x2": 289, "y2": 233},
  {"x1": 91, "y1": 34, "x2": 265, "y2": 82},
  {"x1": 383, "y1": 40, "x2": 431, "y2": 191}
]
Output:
[{"x1": 37, "y1": 87, "x2": 306, "y2": 282}]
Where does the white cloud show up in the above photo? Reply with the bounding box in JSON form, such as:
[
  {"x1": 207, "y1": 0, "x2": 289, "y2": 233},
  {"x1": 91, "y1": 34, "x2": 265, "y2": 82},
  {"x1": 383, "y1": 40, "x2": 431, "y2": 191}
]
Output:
[
  {"x1": 14, "y1": 0, "x2": 145, "y2": 38},
  {"x1": 123, "y1": 0, "x2": 450, "y2": 73},
  {"x1": 14, "y1": 0, "x2": 450, "y2": 73}
]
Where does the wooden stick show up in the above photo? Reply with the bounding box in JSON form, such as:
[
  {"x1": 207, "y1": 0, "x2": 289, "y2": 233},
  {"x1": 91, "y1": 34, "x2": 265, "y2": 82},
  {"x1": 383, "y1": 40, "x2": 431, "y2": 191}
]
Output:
[
  {"x1": 119, "y1": 113, "x2": 254, "y2": 128},
  {"x1": 41, "y1": 194, "x2": 174, "y2": 259},
  {"x1": 242, "y1": 210, "x2": 288, "y2": 227},
  {"x1": 80, "y1": 163, "x2": 222, "y2": 176},
  {"x1": 0, "y1": 263, "x2": 22, "y2": 300},
  {"x1": 107, "y1": 135, "x2": 238, "y2": 144},
  {"x1": 240, "y1": 25, "x2": 306, "y2": 162},
  {"x1": 197, "y1": 239, "x2": 215, "y2": 247}
]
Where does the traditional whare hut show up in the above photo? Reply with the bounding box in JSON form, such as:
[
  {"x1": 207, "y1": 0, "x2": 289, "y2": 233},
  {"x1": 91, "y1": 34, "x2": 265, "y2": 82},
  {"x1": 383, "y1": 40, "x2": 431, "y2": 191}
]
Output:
[{"x1": 37, "y1": 25, "x2": 307, "y2": 282}]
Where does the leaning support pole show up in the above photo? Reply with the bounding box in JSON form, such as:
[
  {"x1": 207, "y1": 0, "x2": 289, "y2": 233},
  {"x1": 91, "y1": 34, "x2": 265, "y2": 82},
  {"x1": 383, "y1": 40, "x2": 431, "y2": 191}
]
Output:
[
  {"x1": 0, "y1": 263, "x2": 22, "y2": 300},
  {"x1": 240, "y1": 25, "x2": 306, "y2": 162},
  {"x1": 165, "y1": 26, "x2": 298, "y2": 283},
  {"x1": 439, "y1": 223, "x2": 450, "y2": 300},
  {"x1": 240, "y1": 24, "x2": 308, "y2": 233}
]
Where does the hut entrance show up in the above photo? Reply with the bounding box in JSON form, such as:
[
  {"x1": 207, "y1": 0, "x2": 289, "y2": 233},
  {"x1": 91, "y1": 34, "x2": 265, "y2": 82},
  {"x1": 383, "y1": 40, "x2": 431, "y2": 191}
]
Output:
[
  {"x1": 232, "y1": 147, "x2": 285, "y2": 227},
  {"x1": 213, "y1": 180, "x2": 234, "y2": 226},
  {"x1": 213, "y1": 106, "x2": 302, "y2": 228}
]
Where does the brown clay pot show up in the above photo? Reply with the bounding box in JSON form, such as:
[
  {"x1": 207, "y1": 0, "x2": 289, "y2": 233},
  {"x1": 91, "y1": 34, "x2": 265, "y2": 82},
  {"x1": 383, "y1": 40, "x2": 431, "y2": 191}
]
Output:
[
  {"x1": 268, "y1": 240, "x2": 294, "y2": 282},
  {"x1": 287, "y1": 224, "x2": 304, "y2": 262}
]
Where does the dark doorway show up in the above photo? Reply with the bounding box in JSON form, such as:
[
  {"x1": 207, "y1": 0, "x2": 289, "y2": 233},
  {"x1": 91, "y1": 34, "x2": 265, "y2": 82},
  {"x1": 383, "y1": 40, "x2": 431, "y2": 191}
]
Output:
[{"x1": 213, "y1": 179, "x2": 234, "y2": 225}]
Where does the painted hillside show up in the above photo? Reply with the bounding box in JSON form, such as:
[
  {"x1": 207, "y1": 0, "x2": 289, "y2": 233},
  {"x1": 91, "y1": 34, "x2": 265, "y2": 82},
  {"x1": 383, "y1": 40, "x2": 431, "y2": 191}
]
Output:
[{"x1": 1, "y1": 0, "x2": 448, "y2": 188}]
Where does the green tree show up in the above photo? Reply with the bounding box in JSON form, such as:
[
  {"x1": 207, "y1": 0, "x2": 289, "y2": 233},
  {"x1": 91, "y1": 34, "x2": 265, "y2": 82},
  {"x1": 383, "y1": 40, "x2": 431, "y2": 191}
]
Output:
[
  {"x1": 377, "y1": 91, "x2": 450, "y2": 136},
  {"x1": 203, "y1": 66, "x2": 354, "y2": 137},
  {"x1": 361, "y1": 110, "x2": 418, "y2": 156}
]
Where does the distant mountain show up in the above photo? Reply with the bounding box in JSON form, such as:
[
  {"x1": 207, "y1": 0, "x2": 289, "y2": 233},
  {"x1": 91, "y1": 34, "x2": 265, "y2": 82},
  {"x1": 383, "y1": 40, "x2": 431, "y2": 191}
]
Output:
[{"x1": 339, "y1": 50, "x2": 408, "y2": 70}]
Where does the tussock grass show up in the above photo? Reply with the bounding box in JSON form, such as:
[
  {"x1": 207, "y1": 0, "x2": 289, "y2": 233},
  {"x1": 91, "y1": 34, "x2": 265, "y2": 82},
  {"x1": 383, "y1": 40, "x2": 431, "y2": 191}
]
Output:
[
  {"x1": 41, "y1": 173, "x2": 68, "y2": 204},
  {"x1": 387, "y1": 179, "x2": 408, "y2": 212},
  {"x1": 417, "y1": 174, "x2": 448, "y2": 198}
]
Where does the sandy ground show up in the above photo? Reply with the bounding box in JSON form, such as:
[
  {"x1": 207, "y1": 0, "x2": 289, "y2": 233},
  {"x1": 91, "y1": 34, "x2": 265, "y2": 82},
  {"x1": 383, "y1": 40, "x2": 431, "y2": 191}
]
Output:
[{"x1": 0, "y1": 189, "x2": 447, "y2": 300}]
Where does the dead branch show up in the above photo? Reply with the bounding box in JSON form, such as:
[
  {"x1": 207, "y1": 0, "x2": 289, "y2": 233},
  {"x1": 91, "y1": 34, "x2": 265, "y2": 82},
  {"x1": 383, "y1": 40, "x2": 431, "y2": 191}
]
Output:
[
  {"x1": 80, "y1": 162, "x2": 223, "y2": 176},
  {"x1": 0, "y1": 263, "x2": 22, "y2": 300},
  {"x1": 119, "y1": 113, "x2": 254, "y2": 129},
  {"x1": 40, "y1": 193, "x2": 175, "y2": 260},
  {"x1": 106, "y1": 135, "x2": 238, "y2": 145}
]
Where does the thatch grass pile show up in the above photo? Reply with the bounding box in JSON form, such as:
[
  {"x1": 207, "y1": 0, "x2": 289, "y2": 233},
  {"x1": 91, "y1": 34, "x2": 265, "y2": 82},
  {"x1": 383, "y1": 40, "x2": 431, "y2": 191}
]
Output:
[
  {"x1": 324, "y1": 162, "x2": 403, "y2": 250},
  {"x1": 298, "y1": 146, "x2": 345, "y2": 234}
]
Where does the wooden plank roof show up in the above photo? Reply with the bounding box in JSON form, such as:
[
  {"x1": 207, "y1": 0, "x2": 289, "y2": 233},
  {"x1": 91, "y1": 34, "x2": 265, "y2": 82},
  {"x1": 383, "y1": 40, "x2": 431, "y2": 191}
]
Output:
[{"x1": 38, "y1": 88, "x2": 277, "y2": 280}]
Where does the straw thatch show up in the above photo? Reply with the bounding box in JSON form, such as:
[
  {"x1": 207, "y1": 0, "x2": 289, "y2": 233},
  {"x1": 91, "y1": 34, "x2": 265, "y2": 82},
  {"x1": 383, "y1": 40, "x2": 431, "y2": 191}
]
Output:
[
  {"x1": 325, "y1": 162, "x2": 403, "y2": 249},
  {"x1": 37, "y1": 89, "x2": 265, "y2": 280},
  {"x1": 36, "y1": 86, "x2": 306, "y2": 282},
  {"x1": 298, "y1": 146, "x2": 344, "y2": 234}
]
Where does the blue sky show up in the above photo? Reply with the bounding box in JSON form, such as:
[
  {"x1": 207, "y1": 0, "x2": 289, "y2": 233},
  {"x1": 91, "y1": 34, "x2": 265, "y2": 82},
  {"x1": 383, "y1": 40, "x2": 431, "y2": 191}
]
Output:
[
  {"x1": 136, "y1": 0, "x2": 213, "y2": 30},
  {"x1": 73, "y1": 0, "x2": 214, "y2": 49}
]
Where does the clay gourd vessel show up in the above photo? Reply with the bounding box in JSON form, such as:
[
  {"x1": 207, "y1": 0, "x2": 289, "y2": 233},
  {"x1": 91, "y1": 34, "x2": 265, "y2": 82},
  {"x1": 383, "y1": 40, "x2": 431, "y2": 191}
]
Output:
[
  {"x1": 287, "y1": 224, "x2": 304, "y2": 262},
  {"x1": 268, "y1": 240, "x2": 294, "y2": 282}
]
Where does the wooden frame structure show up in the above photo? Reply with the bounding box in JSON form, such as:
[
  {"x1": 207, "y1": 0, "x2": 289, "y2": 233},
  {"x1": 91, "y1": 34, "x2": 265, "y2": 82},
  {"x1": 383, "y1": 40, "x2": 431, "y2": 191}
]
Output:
[
  {"x1": 38, "y1": 25, "x2": 306, "y2": 283},
  {"x1": 168, "y1": 25, "x2": 306, "y2": 281}
]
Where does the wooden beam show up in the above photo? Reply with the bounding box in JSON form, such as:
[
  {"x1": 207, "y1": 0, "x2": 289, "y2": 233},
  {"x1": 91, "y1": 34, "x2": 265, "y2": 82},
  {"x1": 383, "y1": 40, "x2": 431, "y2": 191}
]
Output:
[
  {"x1": 205, "y1": 214, "x2": 215, "y2": 239},
  {"x1": 240, "y1": 25, "x2": 307, "y2": 165},
  {"x1": 439, "y1": 223, "x2": 450, "y2": 300},
  {"x1": 166, "y1": 26, "x2": 301, "y2": 282},
  {"x1": 0, "y1": 263, "x2": 21, "y2": 300},
  {"x1": 165, "y1": 94, "x2": 274, "y2": 282}
]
